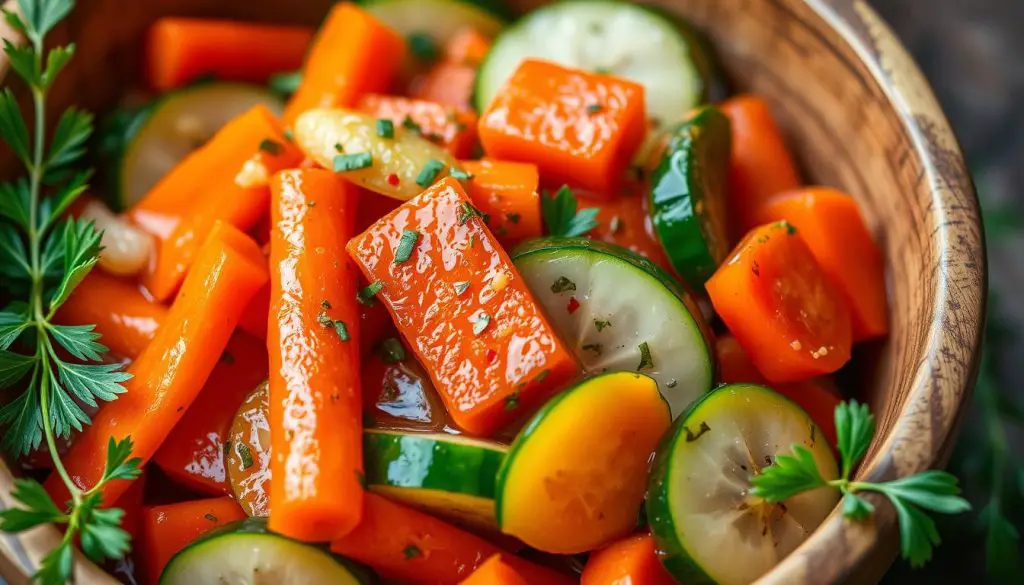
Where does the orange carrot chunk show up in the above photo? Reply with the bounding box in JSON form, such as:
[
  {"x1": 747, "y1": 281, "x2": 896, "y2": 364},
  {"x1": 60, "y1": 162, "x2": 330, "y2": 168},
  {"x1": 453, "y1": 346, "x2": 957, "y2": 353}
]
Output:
[
  {"x1": 331, "y1": 494, "x2": 574, "y2": 585},
  {"x1": 346, "y1": 177, "x2": 580, "y2": 436},
  {"x1": 153, "y1": 332, "x2": 269, "y2": 495},
  {"x1": 44, "y1": 222, "x2": 269, "y2": 507},
  {"x1": 445, "y1": 27, "x2": 491, "y2": 66},
  {"x1": 479, "y1": 60, "x2": 646, "y2": 193},
  {"x1": 460, "y1": 554, "x2": 530, "y2": 585},
  {"x1": 588, "y1": 187, "x2": 675, "y2": 275},
  {"x1": 706, "y1": 222, "x2": 852, "y2": 383},
  {"x1": 268, "y1": 170, "x2": 363, "y2": 541},
  {"x1": 756, "y1": 187, "x2": 888, "y2": 341},
  {"x1": 459, "y1": 159, "x2": 541, "y2": 246},
  {"x1": 357, "y1": 94, "x2": 479, "y2": 158},
  {"x1": 719, "y1": 95, "x2": 802, "y2": 239},
  {"x1": 581, "y1": 533, "x2": 676, "y2": 585},
  {"x1": 131, "y1": 105, "x2": 301, "y2": 301},
  {"x1": 140, "y1": 497, "x2": 247, "y2": 585},
  {"x1": 283, "y1": 3, "x2": 405, "y2": 125},
  {"x1": 412, "y1": 61, "x2": 478, "y2": 111},
  {"x1": 146, "y1": 18, "x2": 314, "y2": 91}
]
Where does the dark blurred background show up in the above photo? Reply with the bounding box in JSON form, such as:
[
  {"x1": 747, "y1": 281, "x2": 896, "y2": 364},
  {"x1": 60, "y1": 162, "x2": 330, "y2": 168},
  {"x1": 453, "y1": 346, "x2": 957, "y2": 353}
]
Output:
[{"x1": 871, "y1": 0, "x2": 1024, "y2": 583}]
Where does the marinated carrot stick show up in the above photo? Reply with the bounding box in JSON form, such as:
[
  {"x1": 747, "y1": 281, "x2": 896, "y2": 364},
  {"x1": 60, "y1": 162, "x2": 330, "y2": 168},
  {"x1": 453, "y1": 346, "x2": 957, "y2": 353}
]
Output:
[
  {"x1": 755, "y1": 187, "x2": 888, "y2": 340},
  {"x1": 331, "y1": 494, "x2": 574, "y2": 585},
  {"x1": 146, "y1": 18, "x2": 314, "y2": 91},
  {"x1": 45, "y1": 222, "x2": 269, "y2": 506},
  {"x1": 479, "y1": 60, "x2": 646, "y2": 192},
  {"x1": 706, "y1": 222, "x2": 852, "y2": 383},
  {"x1": 460, "y1": 555, "x2": 529, "y2": 585},
  {"x1": 581, "y1": 533, "x2": 676, "y2": 585},
  {"x1": 237, "y1": 284, "x2": 270, "y2": 340},
  {"x1": 132, "y1": 105, "x2": 300, "y2": 301},
  {"x1": 153, "y1": 332, "x2": 269, "y2": 495},
  {"x1": 411, "y1": 61, "x2": 478, "y2": 111},
  {"x1": 54, "y1": 271, "x2": 165, "y2": 360},
  {"x1": 346, "y1": 177, "x2": 580, "y2": 436},
  {"x1": 445, "y1": 28, "x2": 491, "y2": 66},
  {"x1": 459, "y1": 159, "x2": 541, "y2": 246},
  {"x1": 268, "y1": 169, "x2": 363, "y2": 541},
  {"x1": 140, "y1": 497, "x2": 246, "y2": 584},
  {"x1": 283, "y1": 3, "x2": 405, "y2": 125},
  {"x1": 357, "y1": 94, "x2": 479, "y2": 158},
  {"x1": 719, "y1": 95, "x2": 801, "y2": 239}
]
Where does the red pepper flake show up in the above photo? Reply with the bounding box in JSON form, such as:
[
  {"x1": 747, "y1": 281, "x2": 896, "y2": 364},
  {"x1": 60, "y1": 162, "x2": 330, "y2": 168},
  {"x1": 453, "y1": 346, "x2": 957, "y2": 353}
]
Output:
[
  {"x1": 485, "y1": 348, "x2": 497, "y2": 363},
  {"x1": 567, "y1": 296, "x2": 580, "y2": 314},
  {"x1": 387, "y1": 173, "x2": 401, "y2": 186}
]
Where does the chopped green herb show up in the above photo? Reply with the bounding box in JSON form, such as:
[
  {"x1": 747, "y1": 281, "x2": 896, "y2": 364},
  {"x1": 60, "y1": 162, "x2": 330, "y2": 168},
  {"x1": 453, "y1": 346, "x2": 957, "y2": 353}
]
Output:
[
  {"x1": 204, "y1": 513, "x2": 218, "y2": 523},
  {"x1": 454, "y1": 281, "x2": 471, "y2": 296},
  {"x1": 542, "y1": 185, "x2": 600, "y2": 237},
  {"x1": 258, "y1": 138, "x2": 282, "y2": 155},
  {"x1": 785, "y1": 221, "x2": 798, "y2": 235},
  {"x1": 358, "y1": 281, "x2": 384, "y2": 305},
  {"x1": 236, "y1": 443, "x2": 255, "y2": 470},
  {"x1": 587, "y1": 103, "x2": 603, "y2": 114},
  {"x1": 402, "y1": 116, "x2": 422, "y2": 133},
  {"x1": 334, "y1": 320, "x2": 350, "y2": 342},
  {"x1": 416, "y1": 159, "x2": 446, "y2": 187},
  {"x1": 403, "y1": 544, "x2": 423, "y2": 560},
  {"x1": 378, "y1": 338, "x2": 406, "y2": 363},
  {"x1": 637, "y1": 341, "x2": 654, "y2": 370},
  {"x1": 594, "y1": 318, "x2": 612, "y2": 332},
  {"x1": 550, "y1": 276, "x2": 576, "y2": 294},
  {"x1": 458, "y1": 201, "x2": 481, "y2": 226},
  {"x1": 507, "y1": 213, "x2": 521, "y2": 224},
  {"x1": 505, "y1": 392, "x2": 520, "y2": 411},
  {"x1": 376, "y1": 118, "x2": 395, "y2": 139},
  {"x1": 334, "y1": 142, "x2": 344, "y2": 152},
  {"x1": 469, "y1": 234, "x2": 477, "y2": 247},
  {"x1": 472, "y1": 312, "x2": 491, "y2": 336},
  {"x1": 334, "y1": 152, "x2": 373, "y2": 172},
  {"x1": 406, "y1": 31, "x2": 439, "y2": 61},
  {"x1": 320, "y1": 299, "x2": 332, "y2": 310},
  {"x1": 393, "y1": 230, "x2": 420, "y2": 264},
  {"x1": 582, "y1": 343, "x2": 603, "y2": 356},
  {"x1": 268, "y1": 70, "x2": 303, "y2": 96},
  {"x1": 283, "y1": 128, "x2": 295, "y2": 142},
  {"x1": 450, "y1": 167, "x2": 473, "y2": 181},
  {"x1": 317, "y1": 311, "x2": 333, "y2": 328}
]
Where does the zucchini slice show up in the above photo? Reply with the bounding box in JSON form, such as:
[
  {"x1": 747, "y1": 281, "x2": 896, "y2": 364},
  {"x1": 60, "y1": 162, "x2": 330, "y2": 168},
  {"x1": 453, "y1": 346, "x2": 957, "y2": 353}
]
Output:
[
  {"x1": 363, "y1": 430, "x2": 508, "y2": 530},
  {"x1": 160, "y1": 518, "x2": 369, "y2": 584},
  {"x1": 496, "y1": 371, "x2": 671, "y2": 554},
  {"x1": 475, "y1": 1, "x2": 717, "y2": 124},
  {"x1": 646, "y1": 384, "x2": 840, "y2": 585},
  {"x1": 512, "y1": 237, "x2": 713, "y2": 419},
  {"x1": 649, "y1": 105, "x2": 732, "y2": 289}
]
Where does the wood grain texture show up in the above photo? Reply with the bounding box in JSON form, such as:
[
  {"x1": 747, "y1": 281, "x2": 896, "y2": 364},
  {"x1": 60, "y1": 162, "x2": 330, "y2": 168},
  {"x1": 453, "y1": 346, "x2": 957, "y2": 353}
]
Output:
[{"x1": 0, "y1": 0, "x2": 985, "y2": 584}]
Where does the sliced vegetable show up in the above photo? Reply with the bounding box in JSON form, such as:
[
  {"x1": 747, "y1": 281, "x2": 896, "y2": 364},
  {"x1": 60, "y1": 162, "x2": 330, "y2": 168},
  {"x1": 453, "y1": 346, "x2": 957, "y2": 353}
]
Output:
[
  {"x1": 364, "y1": 430, "x2": 507, "y2": 530},
  {"x1": 649, "y1": 105, "x2": 732, "y2": 288},
  {"x1": 160, "y1": 518, "x2": 367, "y2": 585},
  {"x1": 479, "y1": 59, "x2": 646, "y2": 192},
  {"x1": 706, "y1": 222, "x2": 852, "y2": 383},
  {"x1": 227, "y1": 382, "x2": 271, "y2": 517},
  {"x1": 497, "y1": 371, "x2": 671, "y2": 553},
  {"x1": 357, "y1": 93, "x2": 479, "y2": 158},
  {"x1": 141, "y1": 497, "x2": 247, "y2": 585},
  {"x1": 294, "y1": 108, "x2": 459, "y2": 200},
  {"x1": 459, "y1": 159, "x2": 541, "y2": 246},
  {"x1": 475, "y1": 1, "x2": 717, "y2": 124},
  {"x1": 460, "y1": 554, "x2": 529, "y2": 585},
  {"x1": 581, "y1": 533, "x2": 676, "y2": 585},
  {"x1": 512, "y1": 238, "x2": 712, "y2": 418},
  {"x1": 362, "y1": 350, "x2": 448, "y2": 431},
  {"x1": 361, "y1": 0, "x2": 504, "y2": 56},
  {"x1": 588, "y1": 186, "x2": 674, "y2": 275},
  {"x1": 646, "y1": 383, "x2": 840, "y2": 585},
  {"x1": 145, "y1": 18, "x2": 314, "y2": 91},
  {"x1": 268, "y1": 170, "x2": 364, "y2": 541}
]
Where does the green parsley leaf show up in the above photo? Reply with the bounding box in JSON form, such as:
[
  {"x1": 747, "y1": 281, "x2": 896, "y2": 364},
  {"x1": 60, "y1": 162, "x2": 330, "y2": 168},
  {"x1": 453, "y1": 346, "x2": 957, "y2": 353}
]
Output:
[
  {"x1": 0, "y1": 89, "x2": 30, "y2": 164},
  {"x1": 393, "y1": 230, "x2": 420, "y2": 264},
  {"x1": 0, "y1": 350, "x2": 35, "y2": 388},
  {"x1": 416, "y1": 159, "x2": 445, "y2": 187},
  {"x1": 457, "y1": 201, "x2": 481, "y2": 226},
  {"x1": 102, "y1": 436, "x2": 143, "y2": 483},
  {"x1": 453, "y1": 281, "x2": 470, "y2": 296},
  {"x1": 37, "y1": 540, "x2": 74, "y2": 585},
  {"x1": 334, "y1": 152, "x2": 373, "y2": 172},
  {"x1": 835, "y1": 399, "x2": 875, "y2": 478},
  {"x1": 0, "y1": 479, "x2": 64, "y2": 533},
  {"x1": 376, "y1": 118, "x2": 395, "y2": 139},
  {"x1": 550, "y1": 276, "x2": 576, "y2": 293},
  {"x1": 402, "y1": 115, "x2": 422, "y2": 134},
  {"x1": 449, "y1": 167, "x2": 473, "y2": 181},
  {"x1": 334, "y1": 320, "x2": 350, "y2": 342},
  {"x1": 236, "y1": 443, "x2": 255, "y2": 470},
  {"x1": 637, "y1": 342, "x2": 654, "y2": 370},
  {"x1": 406, "y1": 31, "x2": 438, "y2": 61},
  {"x1": 542, "y1": 185, "x2": 600, "y2": 237},
  {"x1": 842, "y1": 492, "x2": 874, "y2": 520},
  {"x1": 48, "y1": 323, "x2": 106, "y2": 362},
  {"x1": 358, "y1": 281, "x2": 384, "y2": 305},
  {"x1": 46, "y1": 106, "x2": 92, "y2": 169},
  {"x1": 892, "y1": 497, "x2": 942, "y2": 568},
  {"x1": 0, "y1": 303, "x2": 31, "y2": 350},
  {"x1": 403, "y1": 543, "x2": 423, "y2": 560},
  {"x1": 594, "y1": 318, "x2": 612, "y2": 332},
  {"x1": 47, "y1": 217, "x2": 102, "y2": 315},
  {"x1": 750, "y1": 445, "x2": 827, "y2": 502}
]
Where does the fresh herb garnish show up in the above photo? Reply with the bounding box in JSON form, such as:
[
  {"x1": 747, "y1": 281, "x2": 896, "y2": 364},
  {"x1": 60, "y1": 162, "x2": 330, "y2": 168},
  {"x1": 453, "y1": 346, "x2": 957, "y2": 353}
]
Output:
[
  {"x1": 457, "y1": 201, "x2": 481, "y2": 226},
  {"x1": 402, "y1": 543, "x2": 423, "y2": 560},
  {"x1": 402, "y1": 116, "x2": 422, "y2": 134},
  {"x1": 317, "y1": 311, "x2": 333, "y2": 328},
  {"x1": 751, "y1": 400, "x2": 971, "y2": 567},
  {"x1": 586, "y1": 103, "x2": 603, "y2": 115},
  {"x1": 376, "y1": 118, "x2": 395, "y2": 139},
  {"x1": 637, "y1": 341, "x2": 654, "y2": 370},
  {"x1": 416, "y1": 159, "x2": 445, "y2": 187},
  {"x1": 268, "y1": 70, "x2": 302, "y2": 97},
  {"x1": 236, "y1": 443, "x2": 255, "y2": 470},
  {"x1": 594, "y1": 318, "x2": 612, "y2": 332},
  {"x1": 472, "y1": 312, "x2": 491, "y2": 336},
  {"x1": 550, "y1": 276, "x2": 576, "y2": 294},
  {"x1": 258, "y1": 138, "x2": 282, "y2": 155},
  {"x1": 334, "y1": 320, "x2": 350, "y2": 342},
  {"x1": 393, "y1": 230, "x2": 420, "y2": 264},
  {"x1": 377, "y1": 338, "x2": 406, "y2": 363},
  {"x1": 450, "y1": 167, "x2": 473, "y2": 181},
  {"x1": 333, "y1": 152, "x2": 373, "y2": 172},
  {"x1": 454, "y1": 281, "x2": 471, "y2": 296},
  {"x1": 357, "y1": 281, "x2": 384, "y2": 305},
  {"x1": 542, "y1": 185, "x2": 600, "y2": 237},
  {"x1": 406, "y1": 31, "x2": 438, "y2": 61},
  {"x1": 506, "y1": 212, "x2": 521, "y2": 224}
]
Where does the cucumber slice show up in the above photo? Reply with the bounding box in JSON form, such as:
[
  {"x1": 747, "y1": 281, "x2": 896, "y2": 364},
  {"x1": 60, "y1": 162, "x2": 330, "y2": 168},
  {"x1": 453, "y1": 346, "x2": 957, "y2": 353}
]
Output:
[
  {"x1": 107, "y1": 83, "x2": 283, "y2": 211},
  {"x1": 160, "y1": 518, "x2": 370, "y2": 585},
  {"x1": 476, "y1": 1, "x2": 715, "y2": 124},
  {"x1": 362, "y1": 0, "x2": 505, "y2": 49},
  {"x1": 363, "y1": 430, "x2": 508, "y2": 530},
  {"x1": 512, "y1": 237, "x2": 713, "y2": 418},
  {"x1": 649, "y1": 105, "x2": 731, "y2": 289},
  {"x1": 646, "y1": 384, "x2": 840, "y2": 585}
]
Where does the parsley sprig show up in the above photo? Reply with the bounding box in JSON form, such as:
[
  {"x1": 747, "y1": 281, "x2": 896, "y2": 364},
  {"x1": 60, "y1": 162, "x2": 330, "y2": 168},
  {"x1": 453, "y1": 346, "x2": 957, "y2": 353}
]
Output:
[
  {"x1": 541, "y1": 185, "x2": 600, "y2": 237},
  {"x1": 0, "y1": 1, "x2": 141, "y2": 583},
  {"x1": 751, "y1": 400, "x2": 971, "y2": 567}
]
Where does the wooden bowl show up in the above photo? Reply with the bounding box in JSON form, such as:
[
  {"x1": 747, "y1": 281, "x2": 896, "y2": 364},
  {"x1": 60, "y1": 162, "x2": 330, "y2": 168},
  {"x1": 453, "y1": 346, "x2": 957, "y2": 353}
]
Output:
[{"x1": 0, "y1": 0, "x2": 985, "y2": 583}]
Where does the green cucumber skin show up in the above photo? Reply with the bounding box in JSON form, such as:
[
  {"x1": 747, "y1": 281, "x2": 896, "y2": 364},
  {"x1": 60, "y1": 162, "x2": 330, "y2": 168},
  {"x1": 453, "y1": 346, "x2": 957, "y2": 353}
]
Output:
[
  {"x1": 95, "y1": 103, "x2": 156, "y2": 212},
  {"x1": 363, "y1": 432, "x2": 506, "y2": 497},
  {"x1": 649, "y1": 105, "x2": 732, "y2": 289}
]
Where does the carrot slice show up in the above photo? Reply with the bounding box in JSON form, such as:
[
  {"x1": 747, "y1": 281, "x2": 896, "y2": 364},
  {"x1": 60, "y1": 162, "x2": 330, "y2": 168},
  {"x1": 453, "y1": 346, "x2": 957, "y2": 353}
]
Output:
[
  {"x1": 445, "y1": 27, "x2": 491, "y2": 66},
  {"x1": 268, "y1": 169, "x2": 363, "y2": 541},
  {"x1": 756, "y1": 187, "x2": 888, "y2": 340},
  {"x1": 132, "y1": 105, "x2": 300, "y2": 301},
  {"x1": 411, "y1": 61, "x2": 478, "y2": 111},
  {"x1": 357, "y1": 94, "x2": 479, "y2": 158},
  {"x1": 719, "y1": 95, "x2": 801, "y2": 239},
  {"x1": 581, "y1": 533, "x2": 676, "y2": 585},
  {"x1": 153, "y1": 332, "x2": 269, "y2": 495},
  {"x1": 140, "y1": 497, "x2": 246, "y2": 585},
  {"x1": 706, "y1": 222, "x2": 852, "y2": 383},
  {"x1": 588, "y1": 187, "x2": 674, "y2": 275},
  {"x1": 146, "y1": 18, "x2": 314, "y2": 91},
  {"x1": 459, "y1": 159, "x2": 541, "y2": 246},
  {"x1": 479, "y1": 60, "x2": 646, "y2": 192},
  {"x1": 331, "y1": 494, "x2": 574, "y2": 585},
  {"x1": 460, "y1": 554, "x2": 529, "y2": 585},
  {"x1": 53, "y1": 272, "x2": 165, "y2": 360},
  {"x1": 45, "y1": 222, "x2": 268, "y2": 506},
  {"x1": 283, "y1": 3, "x2": 405, "y2": 125},
  {"x1": 346, "y1": 177, "x2": 580, "y2": 436}
]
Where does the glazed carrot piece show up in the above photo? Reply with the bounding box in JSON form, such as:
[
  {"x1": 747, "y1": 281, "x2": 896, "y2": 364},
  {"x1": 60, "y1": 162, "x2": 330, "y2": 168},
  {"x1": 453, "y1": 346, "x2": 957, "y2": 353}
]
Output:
[
  {"x1": 331, "y1": 494, "x2": 574, "y2": 585},
  {"x1": 756, "y1": 187, "x2": 888, "y2": 340},
  {"x1": 45, "y1": 222, "x2": 268, "y2": 506},
  {"x1": 283, "y1": 3, "x2": 405, "y2": 125},
  {"x1": 357, "y1": 94, "x2": 479, "y2": 158},
  {"x1": 132, "y1": 105, "x2": 300, "y2": 301},
  {"x1": 460, "y1": 555, "x2": 529, "y2": 585},
  {"x1": 54, "y1": 271, "x2": 165, "y2": 360},
  {"x1": 445, "y1": 27, "x2": 491, "y2": 66},
  {"x1": 153, "y1": 332, "x2": 269, "y2": 495},
  {"x1": 588, "y1": 188, "x2": 674, "y2": 274},
  {"x1": 118, "y1": 471, "x2": 147, "y2": 544},
  {"x1": 146, "y1": 18, "x2": 314, "y2": 91},
  {"x1": 347, "y1": 177, "x2": 580, "y2": 436},
  {"x1": 268, "y1": 169, "x2": 363, "y2": 541},
  {"x1": 459, "y1": 159, "x2": 541, "y2": 246},
  {"x1": 479, "y1": 60, "x2": 646, "y2": 192},
  {"x1": 719, "y1": 95, "x2": 801, "y2": 239},
  {"x1": 412, "y1": 61, "x2": 478, "y2": 111},
  {"x1": 581, "y1": 533, "x2": 676, "y2": 585},
  {"x1": 237, "y1": 284, "x2": 270, "y2": 340},
  {"x1": 706, "y1": 222, "x2": 852, "y2": 383},
  {"x1": 140, "y1": 497, "x2": 246, "y2": 584}
]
